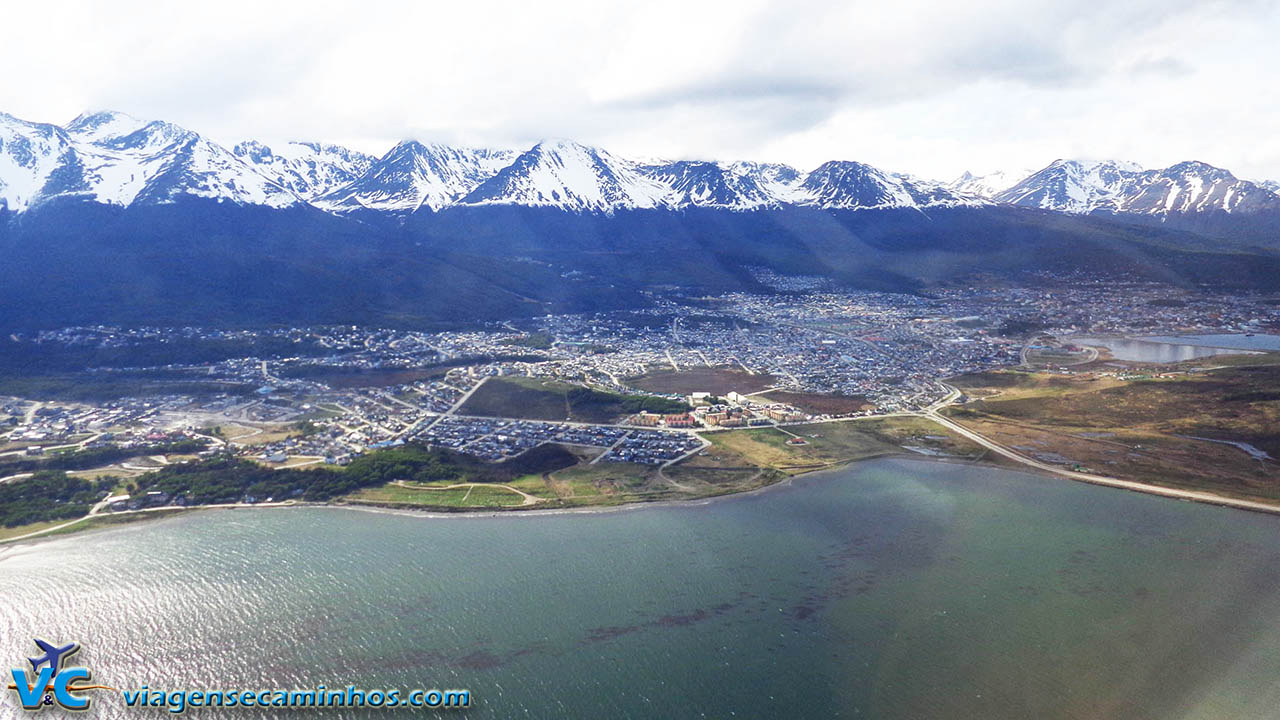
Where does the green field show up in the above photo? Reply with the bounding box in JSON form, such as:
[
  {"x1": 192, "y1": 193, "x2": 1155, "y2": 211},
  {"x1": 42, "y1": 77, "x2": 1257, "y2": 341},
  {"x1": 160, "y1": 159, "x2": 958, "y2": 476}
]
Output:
[
  {"x1": 706, "y1": 417, "x2": 986, "y2": 475},
  {"x1": 459, "y1": 377, "x2": 687, "y2": 423},
  {"x1": 346, "y1": 482, "x2": 532, "y2": 508},
  {"x1": 626, "y1": 367, "x2": 777, "y2": 396}
]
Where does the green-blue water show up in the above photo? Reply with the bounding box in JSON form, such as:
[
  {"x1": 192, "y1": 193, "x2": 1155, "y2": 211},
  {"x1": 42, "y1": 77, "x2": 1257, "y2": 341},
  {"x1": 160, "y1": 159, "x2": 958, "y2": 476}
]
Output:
[
  {"x1": 1140, "y1": 333, "x2": 1280, "y2": 352},
  {"x1": 4, "y1": 457, "x2": 1280, "y2": 719}
]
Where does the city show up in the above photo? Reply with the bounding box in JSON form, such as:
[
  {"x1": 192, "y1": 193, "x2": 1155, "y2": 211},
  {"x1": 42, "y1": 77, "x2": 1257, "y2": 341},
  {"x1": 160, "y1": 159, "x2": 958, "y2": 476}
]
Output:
[{"x1": 4, "y1": 278, "x2": 1277, "y2": 508}]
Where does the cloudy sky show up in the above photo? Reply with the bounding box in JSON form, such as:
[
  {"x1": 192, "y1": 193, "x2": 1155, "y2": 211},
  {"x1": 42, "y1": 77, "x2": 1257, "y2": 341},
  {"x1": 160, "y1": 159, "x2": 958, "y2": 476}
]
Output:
[{"x1": 3, "y1": 0, "x2": 1277, "y2": 181}]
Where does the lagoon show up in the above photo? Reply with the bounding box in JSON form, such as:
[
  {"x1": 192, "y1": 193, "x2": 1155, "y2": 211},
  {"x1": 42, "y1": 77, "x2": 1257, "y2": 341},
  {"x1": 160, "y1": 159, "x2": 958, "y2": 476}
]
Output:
[{"x1": 1070, "y1": 336, "x2": 1245, "y2": 363}]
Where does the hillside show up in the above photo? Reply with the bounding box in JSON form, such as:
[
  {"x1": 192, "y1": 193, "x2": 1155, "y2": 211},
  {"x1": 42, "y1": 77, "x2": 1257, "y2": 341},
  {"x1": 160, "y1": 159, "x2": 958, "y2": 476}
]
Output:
[{"x1": 3, "y1": 200, "x2": 1280, "y2": 332}]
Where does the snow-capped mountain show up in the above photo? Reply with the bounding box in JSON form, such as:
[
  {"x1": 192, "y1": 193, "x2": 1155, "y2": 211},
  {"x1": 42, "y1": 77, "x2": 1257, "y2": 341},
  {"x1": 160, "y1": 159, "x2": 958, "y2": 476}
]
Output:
[
  {"x1": 315, "y1": 141, "x2": 515, "y2": 212},
  {"x1": 0, "y1": 112, "x2": 87, "y2": 212},
  {"x1": 995, "y1": 159, "x2": 1280, "y2": 217},
  {"x1": 1262, "y1": 180, "x2": 1280, "y2": 194},
  {"x1": 639, "y1": 160, "x2": 802, "y2": 209},
  {"x1": 995, "y1": 160, "x2": 1145, "y2": 214},
  {"x1": 460, "y1": 140, "x2": 670, "y2": 213},
  {"x1": 1121, "y1": 161, "x2": 1280, "y2": 215},
  {"x1": 796, "y1": 161, "x2": 984, "y2": 210},
  {"x1": 948, "y1": 169, "x2": 1033, "y2": 198},
  {"x1": 4, "y1": 109, "x2": 1280, "y2": 222},
  {"x1": 1, "y1": 110, "x2": 300, "y2": 211},
  {"x1": 233, "y1": 141, "x2": 374, "y2": 201},
  {"x1": 73, "y1": 112, "x2": 300, "y2": 208}
]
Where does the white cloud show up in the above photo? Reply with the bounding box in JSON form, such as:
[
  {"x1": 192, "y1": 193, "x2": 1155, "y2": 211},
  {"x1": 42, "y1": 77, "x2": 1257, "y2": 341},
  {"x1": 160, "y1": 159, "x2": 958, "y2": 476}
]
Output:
[{"x1": 1, "y1": 0, "x2": 1276, "y2": 181}]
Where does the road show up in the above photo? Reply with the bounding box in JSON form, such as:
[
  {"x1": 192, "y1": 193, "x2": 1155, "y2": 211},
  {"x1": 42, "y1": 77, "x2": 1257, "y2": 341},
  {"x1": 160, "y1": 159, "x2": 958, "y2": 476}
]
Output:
[
  {"x1": 589, "y1": 431, "x2": 634, "y2": 465},
  {"x1": 914, "y1": 385, "x2": 1280, "y2": 517},
  {"x1": 656, "y1": 436, "x2": 712, "y2": 491},
  {"x1": 446, "y1": 377, "x2": 488, "y2": 416},
  {"x1": 1021, "y1": 344, "x2": 1099, "y2": 367},
  {"x1": 0, "y1": 498, "x2": 303, "y2": 544}
]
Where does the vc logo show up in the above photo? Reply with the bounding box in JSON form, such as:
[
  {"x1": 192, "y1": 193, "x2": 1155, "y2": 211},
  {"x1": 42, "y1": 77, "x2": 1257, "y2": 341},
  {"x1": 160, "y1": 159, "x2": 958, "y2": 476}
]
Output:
[{"x1": 7, "y1": 639, "x2": 113, "y2": 712}]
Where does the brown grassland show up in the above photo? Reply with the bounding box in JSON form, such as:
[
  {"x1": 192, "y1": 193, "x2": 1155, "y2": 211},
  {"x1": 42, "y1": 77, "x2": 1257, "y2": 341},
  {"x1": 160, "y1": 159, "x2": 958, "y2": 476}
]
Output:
[{"x1": 946, "y1": 357, "x2": 1280, "y2": 502}]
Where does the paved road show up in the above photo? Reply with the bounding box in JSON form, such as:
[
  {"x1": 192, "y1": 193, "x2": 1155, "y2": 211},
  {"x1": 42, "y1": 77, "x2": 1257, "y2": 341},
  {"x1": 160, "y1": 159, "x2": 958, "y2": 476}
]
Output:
[
  {"x1": 446, "y1": 377, "x2": 488, "y2": 416},
  {"x1": 1021, "y1": 344, "x2": 1099, "y2": 367},
  {"x1": 917, "y1": 401, "x2": 1280, "y2": 517}
]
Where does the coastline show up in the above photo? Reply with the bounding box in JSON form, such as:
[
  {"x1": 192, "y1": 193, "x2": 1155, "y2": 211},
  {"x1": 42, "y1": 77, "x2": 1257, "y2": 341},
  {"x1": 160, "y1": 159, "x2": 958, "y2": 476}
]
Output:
[{"x1": 5, "y1": 445, "x2": 1280, "y2": 551}]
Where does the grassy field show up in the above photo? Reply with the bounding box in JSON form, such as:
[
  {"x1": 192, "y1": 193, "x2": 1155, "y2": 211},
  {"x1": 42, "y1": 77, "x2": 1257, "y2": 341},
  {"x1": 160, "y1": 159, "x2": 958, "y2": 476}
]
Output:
[
  {"x1": 66, "y1": 466, "x2": 143, "y2": 481},
  {"x1": 347, "y1": 482, "x2": 531, "y2": 508},
  {"x1": 947, "y1": 361, "x2": 1280, "y2": 501},
  {"x1": 459, "y1": 377, "x2": 686, "y2": 423},
  {"x1": 344, "y1": 457, "x2": 673, "y2": 510},
  {"x1": 758, "y1": 390, "x2": 872, "y2": 415},
  {"x1": 0, "y1": 519, "x2": 69, "y2": 541},
  {"x1": 705, "y1": 417, "x2": 987, "y2": 475},
  {"x1": 216, "y1": 423, "x2": 301, "y2": 445},
  {"x1": 546, "y1": 461, "x2": 663, "y2": 504},
  {"x1": 460, "y1": 377, "x2": 576, "y2": 420},
  {"x1": 0, "y1": 508, "x2": 191, "y2": 543},
  {"x1": 627, "y1": 367, "x2": 776, "y2": 395}
]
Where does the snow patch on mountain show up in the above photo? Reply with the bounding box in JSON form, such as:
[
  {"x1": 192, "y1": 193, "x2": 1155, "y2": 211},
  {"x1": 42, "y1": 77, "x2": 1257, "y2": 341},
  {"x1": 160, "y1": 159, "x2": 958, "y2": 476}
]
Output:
[
  {"x1": 234, "y1": 141, "x2": 374, "y2": 201},
  {"x1": 639, "y1": 160, "x2": 801, "y2": 209},
  {"x1": 5, "y1": 108, "x2": 1280, "y2": 220},
  {"x1": 461, "y1": 140, "x2": 670, "y2": 213},
  {"x1": 948, "y1": 168, "x2": 1033, "y2": 198},
  {"x1": 317, "y1": 141, "x2": 514, "y2": 212},
  {"x1": 998, "y1": 159, "x2": 1280, "y2": 217},
  {"x1": 796, "y1": 161, "x2": 985, "y2": 210},
  {"x1": 995, "y1": 160, "x2": 1145, "y2": 214},
  {"x1": 65, "y1": 110, "x2": 151, "y2": 144},
  {"x1": 0, "y1": 110, "x2": 301, "y2": 209},
  {"x1": 0, "y1": 113, "x2": 87, "y2": 212}
]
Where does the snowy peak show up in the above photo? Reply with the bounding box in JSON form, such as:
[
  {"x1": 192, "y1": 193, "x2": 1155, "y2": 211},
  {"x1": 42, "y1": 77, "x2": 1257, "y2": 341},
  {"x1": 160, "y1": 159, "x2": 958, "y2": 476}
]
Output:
[
  {"x1": 995, "y1": 159, "x2": 1145, "y2": 214},
  {"x1": 5, "y1": 108, "x2": 1280, "y2": 221},
  {"x1": 73, "y1": 115, "x2": 197, "y2": 155},
  {"x1": 948, "y1": 168, "x2": 1033, "y2": 198},
  {"x1": 998, "y1": 159, "x2": 1280, "y2": 217},
  {"x1": 1126, "y1": 161, "x2": 1280, "y2": 215},
  {"x1": 317, "y1": 140, "x2": 514, "y2": 212},
  {"x1": 640, "y1": 160, "x2": 800, "y2": 209},
  {"x1": 233, "y1": 140, "x2": 374, "y2": 201},
  {"x1": 124, "y1": 135, "x2": 299, "y2": 208},
  {"x1": 798, "y1": 161, "x2": 982, "y2": 210},
  {"x1": 1, "y1": 109, "x2": 301, "y2": 209},
  {"x1": 64, "y1": 110, "x2": 151, "y2": 144},
  {"x1": 0, "y1": 112, "x2": 90, "y2": 212},
  {"x1": 461, "y1": 140, "x2": 669, "y2": 212}
]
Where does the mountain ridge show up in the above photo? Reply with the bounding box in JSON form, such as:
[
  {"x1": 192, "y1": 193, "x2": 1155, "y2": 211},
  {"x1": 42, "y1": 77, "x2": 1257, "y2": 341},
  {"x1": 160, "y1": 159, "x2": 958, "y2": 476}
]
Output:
[{"x1": 3, "y1": 109, "x2": 1280, "y2": 230}]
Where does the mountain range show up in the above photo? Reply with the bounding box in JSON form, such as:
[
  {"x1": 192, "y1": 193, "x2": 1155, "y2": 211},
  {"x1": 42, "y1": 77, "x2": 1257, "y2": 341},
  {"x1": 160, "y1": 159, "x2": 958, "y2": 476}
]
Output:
[
  {"x1": 5, "y1": 110, "x2": 1280, "y2": 231},
  {"x1": 3, "y1": 109, "x2": 1280, "y2": 332},
  {"x1": 0, "y1": 109, "x2": 981, "y2": 215}
]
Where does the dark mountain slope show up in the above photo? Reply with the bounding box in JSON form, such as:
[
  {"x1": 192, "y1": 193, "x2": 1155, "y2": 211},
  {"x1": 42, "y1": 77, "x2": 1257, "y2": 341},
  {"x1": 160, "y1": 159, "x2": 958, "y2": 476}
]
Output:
[{"x1": 4, "y1": 202, "x2": 1279, "y2": 332}]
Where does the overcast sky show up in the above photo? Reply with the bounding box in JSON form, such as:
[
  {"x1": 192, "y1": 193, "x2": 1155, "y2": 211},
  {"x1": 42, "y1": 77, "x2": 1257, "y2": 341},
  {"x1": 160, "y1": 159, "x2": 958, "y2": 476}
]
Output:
[{"x1": 3, "y1": 0, "x2": 1277, "y2": 181}]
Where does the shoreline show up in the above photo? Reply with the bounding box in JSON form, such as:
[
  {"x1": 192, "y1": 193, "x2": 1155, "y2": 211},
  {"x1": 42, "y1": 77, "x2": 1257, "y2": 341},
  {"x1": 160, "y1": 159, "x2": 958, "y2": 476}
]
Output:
[
  {"x1": 1066, "y1": 333, "x2": 1269, "y2": 356},
  {"x1": 5, "y1": 446, "x2": 1280, "y2": 550}
]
